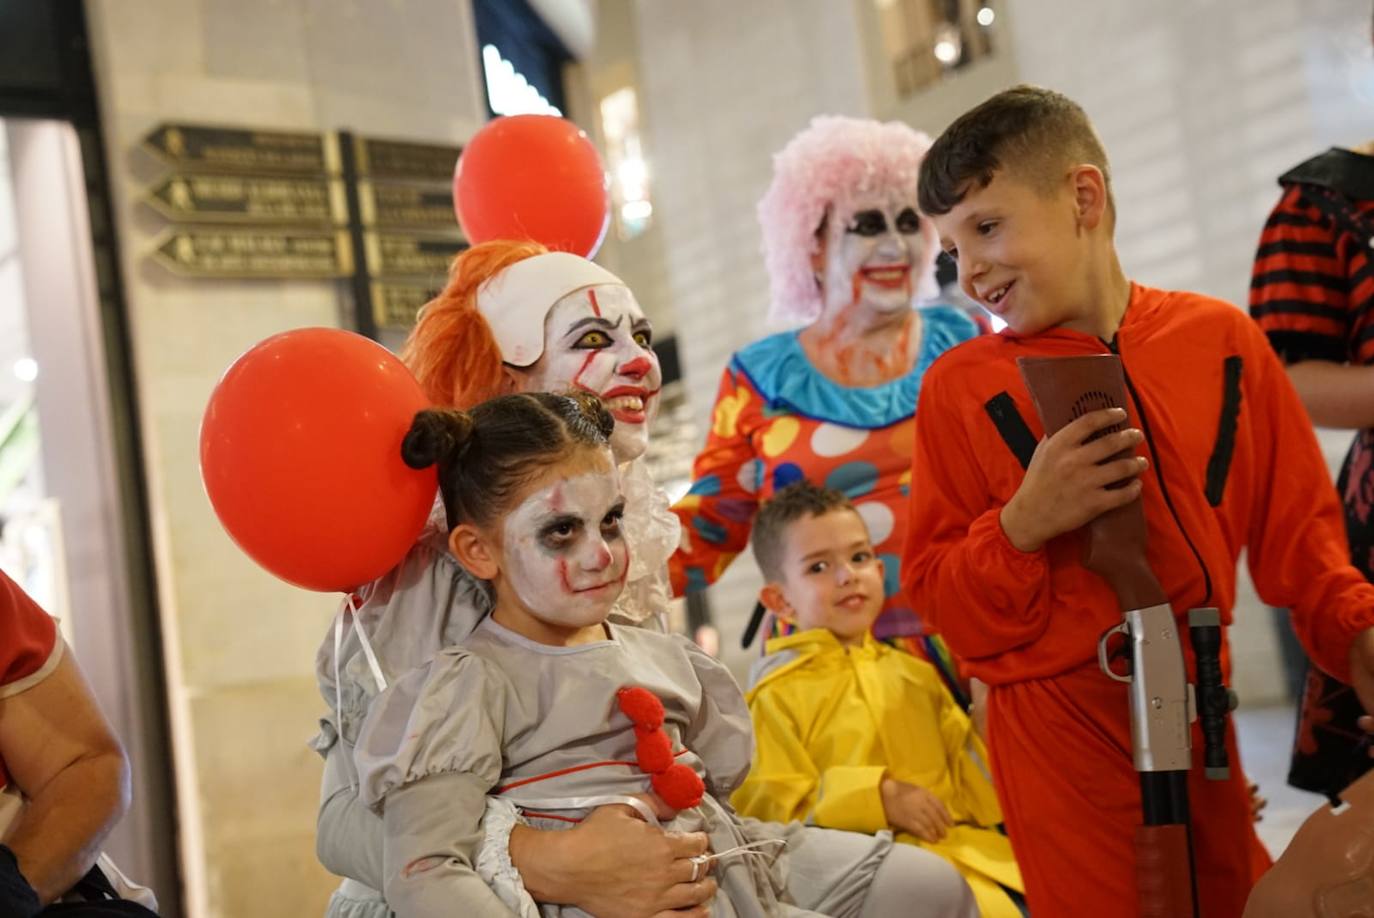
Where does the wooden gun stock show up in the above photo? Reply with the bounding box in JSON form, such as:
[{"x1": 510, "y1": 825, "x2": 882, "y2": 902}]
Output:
[{"x1": 1017, "y1": 354, "x2": 1167, "y2": 610}]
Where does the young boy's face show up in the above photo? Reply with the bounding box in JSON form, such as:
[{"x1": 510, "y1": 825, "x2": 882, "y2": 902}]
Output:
[
  {"x1": 930, "y1": 167, "x2": 1099, "y2": 336},
  {"x1": 764, "y1": 508, "x2": 885, "y2": 645}
]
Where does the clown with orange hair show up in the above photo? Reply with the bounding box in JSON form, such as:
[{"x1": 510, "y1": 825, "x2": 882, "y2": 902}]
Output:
[{"x1": 312, "y1": 241, "x2": 979, "y2": 918}]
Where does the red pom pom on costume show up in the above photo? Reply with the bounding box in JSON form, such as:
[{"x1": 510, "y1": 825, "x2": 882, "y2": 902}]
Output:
[
  {"x1": 652, "y1": 764, "x2": 704, "y2": 811},
  {"x1": 617, "y1": 685, "x2": 700, "y2": 809},
  {"x1": 616, "y1": 686, "x2": 664, "y2": 729},
  {"x1": 635, "y1": 729, "x2": 674, "y2": 774}
]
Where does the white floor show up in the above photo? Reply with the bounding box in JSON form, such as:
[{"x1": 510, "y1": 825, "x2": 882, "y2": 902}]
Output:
[{"x1": 1234, "y1": 704, "x2": 1326, "y2": 857}]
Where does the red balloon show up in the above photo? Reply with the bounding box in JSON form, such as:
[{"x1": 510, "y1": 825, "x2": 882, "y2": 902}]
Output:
[
  {"x1": 454, "y1": 114, "x2": 609, "y2": 258},
  {"x1": 200, "y1": 328, "x2": 437, "y2": 593}
]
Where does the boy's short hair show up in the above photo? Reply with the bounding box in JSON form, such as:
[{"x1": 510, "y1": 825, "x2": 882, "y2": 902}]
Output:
[
  {"x1": 918, "y1": 84, "x2": 1113, "y2": 217},
  {"x1": 752, "y1": 481, "x2": 857, "y2": 581}
]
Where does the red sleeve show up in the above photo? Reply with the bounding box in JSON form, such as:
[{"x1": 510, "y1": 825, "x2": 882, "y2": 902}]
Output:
[
  {"x1": 1238, "y1": 324, "x2": 1374, "y2": 681},
  {"x1": 902, "y1": 363, "x2": 1053, "y2": 661},
  {"x1": 0, "y1": 569, "x2": 60, "y2": 697},
  {"x1": 1249, "y1": 186, "x2": 1369, "y2": 364},
  {"x1": 669, "y1": 365, "x2": 763, "y2": 595}
]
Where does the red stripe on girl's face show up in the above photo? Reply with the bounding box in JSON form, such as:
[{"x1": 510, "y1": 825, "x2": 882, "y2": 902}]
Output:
[{"x1": 588, "y1": 288, "x2": 601, "y2": 317}]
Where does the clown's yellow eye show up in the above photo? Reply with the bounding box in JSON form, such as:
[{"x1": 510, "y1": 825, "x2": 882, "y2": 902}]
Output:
[
  {"x1": 575, "y1": 330, "x2": 612, "y2": 348},
  {"x1": 633, "y1": 330, "x2": 652, "y2": 348}
]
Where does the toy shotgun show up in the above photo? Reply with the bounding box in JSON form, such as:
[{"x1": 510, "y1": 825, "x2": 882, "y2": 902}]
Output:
[{"x1": 1018, "y1": 354, "x2": 1234, "y2": 918}]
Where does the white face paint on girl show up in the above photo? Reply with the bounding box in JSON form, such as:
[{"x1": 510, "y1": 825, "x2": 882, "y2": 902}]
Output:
[
  {"x1": 819, "y1": 190, "x2": 935, "y2": 320},
  {"x1": 520, "y1": 285, "x2": 663, "y2": 463},
  {"x1": 498, "y1": 451, "x2": 630, "y2": 630}
]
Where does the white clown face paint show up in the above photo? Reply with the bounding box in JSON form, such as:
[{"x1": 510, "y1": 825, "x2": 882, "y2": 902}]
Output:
[
  {"x1": 819, "y1": 190, "x2": 934, "y2": 320},
  {"x1": 519, "y1": 285, "x2": 663, "y2": 463},
  {"x1": 498, "y1": 452, "x2": 630, "y2": 632}
]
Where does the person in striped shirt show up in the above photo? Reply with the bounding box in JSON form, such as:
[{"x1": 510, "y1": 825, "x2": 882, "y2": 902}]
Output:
[{"x1": 1249, "y1": 138, "x2": 1374, "y2": 800}]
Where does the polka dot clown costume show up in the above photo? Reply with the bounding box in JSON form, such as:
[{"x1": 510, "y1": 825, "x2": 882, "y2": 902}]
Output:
[{"x1": 669, "y1": 115, "x2": 979, "y2": 662}]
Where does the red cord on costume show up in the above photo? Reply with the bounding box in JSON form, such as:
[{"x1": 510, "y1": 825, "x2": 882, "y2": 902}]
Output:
[{"x1": 616, "y1": 686, "x2": 704, "y2": 810}]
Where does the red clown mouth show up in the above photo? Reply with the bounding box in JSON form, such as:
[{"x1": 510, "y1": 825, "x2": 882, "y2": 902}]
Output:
[
  {"x1": 598, "y1": 385, "x2": 661, "y2": 425},
  {"x1": 859, "y1": 265, "x2": 911, "y2": 289}
]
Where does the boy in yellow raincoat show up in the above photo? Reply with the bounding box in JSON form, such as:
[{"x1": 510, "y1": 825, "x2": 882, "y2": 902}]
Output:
[{"x1": 732, "y1": 482, "x2": 1024, "y2": 917}]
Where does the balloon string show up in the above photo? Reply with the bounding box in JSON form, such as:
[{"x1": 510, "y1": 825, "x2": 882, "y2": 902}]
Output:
[
  {"x1": 696, "y1": 838, "x2": 786, "y2": 864},
  {"x1": 331, "y1": 594, "x2": 389, "y2": 738},
  {"x1": 348, "y1": 593, "x2": 388, "y2": 691}
]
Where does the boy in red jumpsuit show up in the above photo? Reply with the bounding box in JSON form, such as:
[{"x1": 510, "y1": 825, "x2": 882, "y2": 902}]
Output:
[{"x1": 903, "y1": 84, "x2": 1374, "y2": 918}]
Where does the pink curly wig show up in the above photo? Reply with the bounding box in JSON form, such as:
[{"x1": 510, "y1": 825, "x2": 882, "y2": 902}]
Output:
[{"x1": 757, "y1": 115, "x2": 934, "y2": 323}]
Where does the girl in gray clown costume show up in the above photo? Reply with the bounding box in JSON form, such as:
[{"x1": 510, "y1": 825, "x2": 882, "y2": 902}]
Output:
[{"x1": 313, "y1": 242, "x2": 974, "y2": 918}]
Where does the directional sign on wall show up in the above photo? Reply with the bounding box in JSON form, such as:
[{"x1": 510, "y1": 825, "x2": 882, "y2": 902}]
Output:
[
  {"x1": 143, "y1": 175, "x2": 347, "y2": 224},
  {"x1": 363, "y1": 233, "x2": 467, "y2": 277},
  {"x1": 371, "y1": 282, "x2": 440, "y2": 330},
  {"x1": 142, "y1": 124, "x2": 340, "y2": 175},
  {"x1": 140, "y1": 123, "x2": 472, "y2": 340},
  {"x1": 153, "y1": 229, "x2": 353, "y2": 278},
  {"x1": 358, "y1": 182, "x2": 456, "y2": 230},
  {"x1": 354, "y1": 137, "x2": 461, "y2": 182}
]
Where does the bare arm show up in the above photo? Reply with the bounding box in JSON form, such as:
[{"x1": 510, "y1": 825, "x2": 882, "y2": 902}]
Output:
[
  {"x1": 511, "y1": 805, "x2": 714, "y2": 918},
  {"x1": 0, "y1": 645, "x2": 130, "y2": 904},
  {"x1": 1284, "y1": 360, "x2": 1374, "y2": 430}
]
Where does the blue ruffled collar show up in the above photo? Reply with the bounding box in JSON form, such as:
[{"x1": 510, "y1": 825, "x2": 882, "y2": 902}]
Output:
[{"x1": 731, "y1": 305, "x2": 977, "y2": 428}]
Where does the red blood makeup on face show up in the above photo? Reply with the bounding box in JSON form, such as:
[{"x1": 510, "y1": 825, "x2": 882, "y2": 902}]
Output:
[
  {"x1": 522, "y1": 286, "x2": 664, "y2": 462},
  {"x1": 819, "y1": 191, "x2": 931, "y2": 322},
  {"x1": 500, "y1": 454, "x2": 630, "y2": 627}
]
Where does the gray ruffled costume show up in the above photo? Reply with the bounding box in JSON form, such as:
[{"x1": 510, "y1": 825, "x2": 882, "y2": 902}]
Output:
[{"x1": 355, "y1": 617, "x2": 816, "y2": 917}]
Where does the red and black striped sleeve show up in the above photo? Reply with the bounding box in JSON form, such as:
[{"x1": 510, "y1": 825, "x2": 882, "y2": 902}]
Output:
[{"x1": 1250, "y1": 185, "x2": 1374, "y2": 365}]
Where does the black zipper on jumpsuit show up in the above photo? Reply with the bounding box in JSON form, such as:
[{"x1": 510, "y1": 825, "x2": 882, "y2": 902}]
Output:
[{"x1": 1103, "y1": 335, "x2": 1215, "y2": 607}]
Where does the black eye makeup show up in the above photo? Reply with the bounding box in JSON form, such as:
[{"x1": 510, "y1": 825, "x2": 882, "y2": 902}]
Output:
[
  {"x1": 845, "y1": 209, "x2": 889, "y2": 237},
  {"x1": 539, "y1": 515, "x2": 583, "y2": 551},
  {"x1": 601, "y1": 502, "x2": 626, "y2": 534},
  {"x1": 895, "y1": 208, "x2": 921, "y2": 234}
]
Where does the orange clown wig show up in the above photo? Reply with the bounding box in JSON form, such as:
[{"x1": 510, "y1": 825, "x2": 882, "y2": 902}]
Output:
[{"x1": 401, "y1": 239, "x2": 550, "y2": 410}]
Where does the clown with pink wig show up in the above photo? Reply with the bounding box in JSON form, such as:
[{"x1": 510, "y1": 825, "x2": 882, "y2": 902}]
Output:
[{"x1": 669, "y1": 116, "x2": 978, "y2": 676}]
